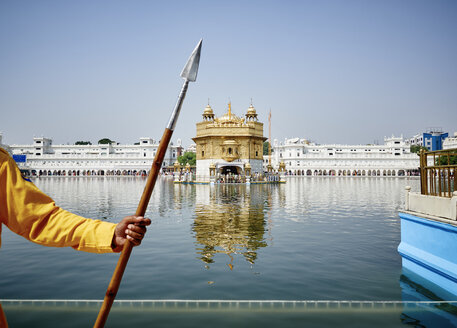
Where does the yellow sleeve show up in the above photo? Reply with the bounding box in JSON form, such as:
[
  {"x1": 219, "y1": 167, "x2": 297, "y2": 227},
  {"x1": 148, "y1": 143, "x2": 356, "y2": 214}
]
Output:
[{"x1": 0, "y1": 148, "x2": 116, "y2": 253}]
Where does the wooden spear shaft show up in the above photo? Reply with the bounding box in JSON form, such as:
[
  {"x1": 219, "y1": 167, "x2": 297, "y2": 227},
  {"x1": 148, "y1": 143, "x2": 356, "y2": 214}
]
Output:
[
  {"x1": 94, "y1": 127, "x2": 173, "y2": 328},
  {"x1": 94, "y1": 39, "x2": 202, "y2": 327}
]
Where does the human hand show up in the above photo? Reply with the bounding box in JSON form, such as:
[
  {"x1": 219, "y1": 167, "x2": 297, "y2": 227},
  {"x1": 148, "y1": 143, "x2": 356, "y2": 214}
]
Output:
[{"x1": 111, "y1": 216, "x2": 151, "y2": 252}]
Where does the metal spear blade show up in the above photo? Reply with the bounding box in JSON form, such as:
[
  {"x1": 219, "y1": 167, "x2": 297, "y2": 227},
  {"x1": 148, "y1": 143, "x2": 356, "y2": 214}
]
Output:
[
  {"x1": 180, "y1": 39, "x2": 202, "y2": 82},
  {"x1": 166, "y1": 39, "x2": 203, "y2": 131}
]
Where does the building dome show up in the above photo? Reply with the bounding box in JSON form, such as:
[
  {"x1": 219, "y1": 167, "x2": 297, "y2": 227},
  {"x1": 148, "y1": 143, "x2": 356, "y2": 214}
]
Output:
[
  {"x1": 202, "y1": 104, "x2": 215, "y2": 121},
  {"x1": 247, "y1": 104, "x2": 256, "y2": 115},
  {"x1": 245, "y1": 103, "x2": 258, "y2": 122},
  {"x1": 203, "y1": 104, "x2": 213, "y2": 115},
  {"x1": 217, "y1": 112, "x2": 243, "y2": 124},
  {"x1": 214, "y1": 102, "x2": 244, "y2": 124},
  {"x1": 222, "y1": 139, "x2": 238, "y2": 147}
]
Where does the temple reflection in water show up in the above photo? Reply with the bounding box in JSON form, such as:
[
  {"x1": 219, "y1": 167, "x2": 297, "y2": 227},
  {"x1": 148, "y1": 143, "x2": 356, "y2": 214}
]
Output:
[{"x1": 190, "y1": 184, "x2": 272, "y2": 269}]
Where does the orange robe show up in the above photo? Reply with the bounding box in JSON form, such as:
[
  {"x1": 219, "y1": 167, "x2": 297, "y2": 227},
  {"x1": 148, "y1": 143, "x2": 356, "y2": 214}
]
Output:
[
  {"x1": 0, "y1": 147, "x2": 116, "y2": 252},
  {"x1": 0, "y1": 147, "x2": 117, "y2": 327}
]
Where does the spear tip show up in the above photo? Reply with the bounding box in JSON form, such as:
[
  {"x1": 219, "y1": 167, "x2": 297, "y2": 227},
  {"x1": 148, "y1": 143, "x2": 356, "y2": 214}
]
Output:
[{"x1": 180, "y1": 39, "x2": 202, "y2": 82}]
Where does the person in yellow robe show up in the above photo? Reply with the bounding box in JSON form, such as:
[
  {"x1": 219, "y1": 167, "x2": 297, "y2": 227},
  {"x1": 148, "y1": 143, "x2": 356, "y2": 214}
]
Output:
[{"x1": 0, "y1": 147, "x2": 151, "y2": 327}]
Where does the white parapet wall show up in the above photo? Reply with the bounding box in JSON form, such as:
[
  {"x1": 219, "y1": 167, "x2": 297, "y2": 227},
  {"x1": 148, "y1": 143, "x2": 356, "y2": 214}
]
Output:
[{"x1": 404, "y1": 187, "x2": 457, "y2": 221}]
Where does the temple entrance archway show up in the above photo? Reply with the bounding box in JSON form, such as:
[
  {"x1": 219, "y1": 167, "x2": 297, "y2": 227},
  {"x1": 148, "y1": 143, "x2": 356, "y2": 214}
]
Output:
[{"x1": 220, "y1": 165, "x2": 242, "y2": 175}]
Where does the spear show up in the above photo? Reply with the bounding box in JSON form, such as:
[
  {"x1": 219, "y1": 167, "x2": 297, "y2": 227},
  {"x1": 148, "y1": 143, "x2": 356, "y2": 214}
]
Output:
[{"x1": 94, "y1": 39, "x2": 202, "y2": 327}]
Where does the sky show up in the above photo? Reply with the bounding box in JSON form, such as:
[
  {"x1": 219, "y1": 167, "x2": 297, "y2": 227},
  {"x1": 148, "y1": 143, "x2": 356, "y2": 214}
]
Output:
[{"x1": 1, "y1": 0, "x2": 456, "y2": 148}]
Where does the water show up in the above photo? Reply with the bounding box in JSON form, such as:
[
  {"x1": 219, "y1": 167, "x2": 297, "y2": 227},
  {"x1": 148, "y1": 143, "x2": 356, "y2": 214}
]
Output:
[{"x1": 1, "y1": 177, "x2": 456, "y2": 327}]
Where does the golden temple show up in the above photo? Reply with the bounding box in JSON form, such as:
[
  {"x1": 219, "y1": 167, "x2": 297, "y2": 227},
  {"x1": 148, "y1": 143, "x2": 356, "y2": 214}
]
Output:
[{"x1": 192, "y1": 102, "x2": 267, "y2": 182}]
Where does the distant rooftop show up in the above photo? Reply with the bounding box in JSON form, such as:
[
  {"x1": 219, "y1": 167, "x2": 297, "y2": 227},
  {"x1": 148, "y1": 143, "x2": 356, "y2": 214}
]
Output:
[{"x1": 426, "y1": 127, "x2": 444, "y2": 134}]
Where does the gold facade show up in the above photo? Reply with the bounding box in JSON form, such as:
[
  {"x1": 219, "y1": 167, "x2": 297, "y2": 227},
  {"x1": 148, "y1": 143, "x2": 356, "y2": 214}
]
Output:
[{"x1": 192, "y1": 103, "x2": 267, "y2": 164}]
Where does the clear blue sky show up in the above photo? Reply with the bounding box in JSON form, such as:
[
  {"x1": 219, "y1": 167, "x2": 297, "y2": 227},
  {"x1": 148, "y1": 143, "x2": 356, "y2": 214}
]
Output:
[{"x1": 1, "y1": 0, "x2": 456, "y2": 147}]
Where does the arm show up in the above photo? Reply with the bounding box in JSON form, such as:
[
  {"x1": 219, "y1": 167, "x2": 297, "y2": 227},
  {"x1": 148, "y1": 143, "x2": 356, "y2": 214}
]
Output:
[{"x1": 0, "y1": 149, "x2": 149, "y2": 253}]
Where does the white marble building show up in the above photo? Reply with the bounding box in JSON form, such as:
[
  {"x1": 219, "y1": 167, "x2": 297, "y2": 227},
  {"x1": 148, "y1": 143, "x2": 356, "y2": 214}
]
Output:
[
  {"x1": 5, "y1": 136, "x2": 183, "y2": 176},
  {"x1": 443, "y1": 132, "x2": 457, "y2": 150},
  {"x1": 265, "y1": 136, "x2": 419, "y2": 176}
]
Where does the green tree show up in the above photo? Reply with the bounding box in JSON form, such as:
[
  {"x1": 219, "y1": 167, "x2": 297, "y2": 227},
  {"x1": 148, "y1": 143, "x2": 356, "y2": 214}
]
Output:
[
  {"x1": 263, "y1": 141, "x2": 273, "y2": 155},
  {"x1": 178, "y1": 152, "x2": 196, "y2": 166},
  {"x1": 410, "y1": 145, "x2": 428, "y2": 154},
  {"x1": 98, "y1": 138, "x2": 113, "y2": 144},
  {"x1": 437, "y1": 155, "x2": 457, "y2": 166},
  {"x1": 75, "y1": 141, "x2": 92, "y2": 145}
]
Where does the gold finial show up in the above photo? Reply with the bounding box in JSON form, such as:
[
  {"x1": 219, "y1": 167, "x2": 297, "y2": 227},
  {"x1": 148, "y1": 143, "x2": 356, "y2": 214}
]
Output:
[{"x1": 228, "y1": 101, "x2": 232, "y2": 118}]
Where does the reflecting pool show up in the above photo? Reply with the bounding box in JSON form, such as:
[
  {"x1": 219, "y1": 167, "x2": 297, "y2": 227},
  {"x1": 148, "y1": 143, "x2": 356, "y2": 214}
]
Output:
[{"x1": 1, "y1": 176, "x2": 456, "y2": 327}]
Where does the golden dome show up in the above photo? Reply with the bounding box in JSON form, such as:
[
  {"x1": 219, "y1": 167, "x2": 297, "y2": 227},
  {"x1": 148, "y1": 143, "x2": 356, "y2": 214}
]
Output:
[
  {"x1": 247, "y1": 104, "x2": 256, "y2": 115},
  {"x1": 203, "y1": 104, "x2": 213, "y2": 115},
  {"x1": 214, "y1": 102, "x2": 245, "y2": 124},
  {"x1": 216, "y1": 112, "x2": 243, "y2": 124},
  {"x1": 222, "y1": 139, "x2": 238, "y2": 146}
]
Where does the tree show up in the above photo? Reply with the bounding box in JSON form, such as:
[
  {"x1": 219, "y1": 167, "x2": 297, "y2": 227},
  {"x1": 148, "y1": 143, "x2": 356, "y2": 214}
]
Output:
[
  {"x1": 437, "y1": 154, "x2": 457, "y2": 166},
  {"x1": 178, "y1": 152, "x2": 196, "y2": 166},
  {"x1": 75, "y1": 141, "x2": 92, "y2": 145},
  {"x1": 98, "y1": 138, "x2": 114, "y2": 144},
  {"x1": 263, "y1": 141, "x2": 273, "y2": 155},
  {"x1": 410, "y1": 145, "x2": 428, "y2": 154}
]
